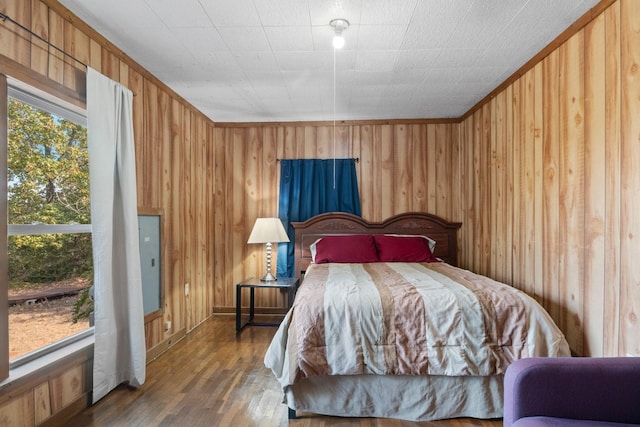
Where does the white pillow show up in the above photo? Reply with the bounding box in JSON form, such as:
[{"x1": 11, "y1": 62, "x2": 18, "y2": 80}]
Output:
[{"x1": 309, "y1": 237, "x2": 323, "y2": 263}]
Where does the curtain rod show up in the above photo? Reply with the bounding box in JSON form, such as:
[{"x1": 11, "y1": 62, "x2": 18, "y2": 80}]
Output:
[
  {"x1": 276, "y1": 158, "x2": 359, "y2": 162},
  {"x1": 0, "y1": 12, "x2": 88, "y2": 69}
]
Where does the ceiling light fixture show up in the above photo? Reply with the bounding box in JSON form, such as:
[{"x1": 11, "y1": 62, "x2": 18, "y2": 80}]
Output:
[
  {"x1": 329, "y1": 18, "x2": 349, "y2": 188},
  {"x1": 330, "y1": 18, "x2": 350, "y2": 49}
]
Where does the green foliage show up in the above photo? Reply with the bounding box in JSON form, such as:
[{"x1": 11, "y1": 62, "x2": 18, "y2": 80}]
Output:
[
  {"x1": 8, "y1": 98, "x2": 92, "y2": 285},
  {"x1": 72, "y1": 286, "x2": 94, "y2": 324}
]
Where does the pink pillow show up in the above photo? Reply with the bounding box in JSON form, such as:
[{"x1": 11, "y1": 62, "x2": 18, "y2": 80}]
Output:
[
  {"x1": 374, "y1": 235, "x2": 438, "y2": 263},
  {"x1": 314, "y1": 235, "x2": 379, "y2": 264}
]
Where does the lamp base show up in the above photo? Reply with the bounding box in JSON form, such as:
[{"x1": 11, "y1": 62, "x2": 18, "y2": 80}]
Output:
[{"x1": 260, "y1": 272, "x2": 277, "y2": 282}]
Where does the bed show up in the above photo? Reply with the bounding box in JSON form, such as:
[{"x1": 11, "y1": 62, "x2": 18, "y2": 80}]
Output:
[{"x1": 264, "y1": 212, "x2": 570, "y2": 422}]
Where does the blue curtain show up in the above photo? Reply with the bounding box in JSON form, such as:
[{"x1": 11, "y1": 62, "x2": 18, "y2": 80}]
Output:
[{"x1": 277, "y1": 158, "x2": 361, "y2": 277}]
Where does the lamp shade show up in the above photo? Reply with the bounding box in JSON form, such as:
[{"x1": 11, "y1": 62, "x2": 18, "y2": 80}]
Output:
[{"x1": 247, "y1": 218, "x2": 290, "y2": 244}]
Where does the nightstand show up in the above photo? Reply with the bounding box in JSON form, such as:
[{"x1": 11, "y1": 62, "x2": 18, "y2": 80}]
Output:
[{"x1": 235, "y1": 277, "x2": 299, "y2": 332}]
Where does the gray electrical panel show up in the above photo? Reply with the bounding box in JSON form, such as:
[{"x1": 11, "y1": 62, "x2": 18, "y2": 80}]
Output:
[{"x1": 139, "y1": 215, "x2": 161, "y2": 315}]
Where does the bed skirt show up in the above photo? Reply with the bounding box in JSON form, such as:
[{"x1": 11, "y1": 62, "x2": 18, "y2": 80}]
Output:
[{"x1": 285, "y1": 373, "x2": 504, "y2": 421}]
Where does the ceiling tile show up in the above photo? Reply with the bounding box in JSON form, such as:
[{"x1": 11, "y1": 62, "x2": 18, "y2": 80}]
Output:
[
  {"x1": 146, "y1": 0, "x2": 212, "y2": 28},
  {"x1": 171, "y1": 27, "x2": 228, "y2": 57},
  {"x1": 351, "y1": 85, "x2": 386, "y2": 98},
  {"x1": 382, "y1": 83, "x2": 418, "y2": 99},
  {"x1": 115, "y1": 0, "x2": 169, "y2": 28},
  {"x1": 234, "y1": 51, "x2": 279, "y2": 72},
  {"x1": 444, "y1": 0, "x2": 528, "y2": 49},
  {"x1": 316, "y1": 50, "x2": 357, "y2": 72},
  {"x1": 474, "y1": 48, "x2": 529, "y2": 68},
  {"x1": 355, "y1": 51, "x2": 398, "y2": 72},
  {"x1": 264, "y1": 26, "x2": 314, "y2": 51},
  {"x1": 431, "y1": 49, "x2": 483, "y2": 68},
  {"x1": 198, "y1": 0, "x2": 261, "y2": 27},
  {"x1": 458, "y1": 67, "x2": 510, "y2": 83},
  {"x1": 242, "y1": 69, "x2": 285, "y2": 84},
  {"x1": 421, "y1": 68, "x2": 462, "y2": 84},
  {"x1": 401, "y1": 0, "x2": 472, "y2": 49},
  {"x1": 359, "y1": 0, "x2": 417, "y2": 25},
  {"x1": 119, "y1": 27, "x2": 195, "y2": 69},
  {"x1": 395, "y1": 50, "x2": 442, "y2": 70},
  {"x1": 190, "y1": 51, "x2": 241, "y2": 71},
  {"x1": 356, "y1": 25, "x2": 407, "y2": 50},
  {"x1": 217, "y1": 26, "x2": 271, "y2": 51},
  {"x1": 161, "y1": 64, "x2": 234, "y2": 84},
  {"x1": 276, "y1": 52, "x2": 317, "y2": 71},
  {"x1": 384, "y1": 69, "x2": 427, "y2": 85},
  {"x1": 253, "y1": 0, "x2": 311, "y2": 26},
  {"x1": 355, "y1": 70, "x2": 396, "y2": 86},
  {"x1": 252, "y1": 84, "x2": 289, "y2": 99}
]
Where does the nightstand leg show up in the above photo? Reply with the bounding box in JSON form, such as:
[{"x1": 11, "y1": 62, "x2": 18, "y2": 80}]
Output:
[
  {"x1": 249, "y1": 287, "x2": 255, "y2": 323},
  {"x1": 236, "y1": 285, "x2": 241, "y2": 332}
]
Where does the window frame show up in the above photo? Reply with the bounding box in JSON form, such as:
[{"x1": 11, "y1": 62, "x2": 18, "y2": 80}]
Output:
[
  {"x1": 1, "y1": 74, "x2": 93, "y2": 379},
  {"x1": 1, "y1": 74, "x2": 8, "y2": 381}
]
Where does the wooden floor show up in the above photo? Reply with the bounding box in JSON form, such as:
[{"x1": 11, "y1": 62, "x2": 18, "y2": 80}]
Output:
[{"x1": 67, "y1": 316, "x2": 503, "y2": 427}]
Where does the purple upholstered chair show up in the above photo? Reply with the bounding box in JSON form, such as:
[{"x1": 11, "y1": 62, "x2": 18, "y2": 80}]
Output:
[{"x1": 504, "y1": 357, "x2": 640, "y2": 427}]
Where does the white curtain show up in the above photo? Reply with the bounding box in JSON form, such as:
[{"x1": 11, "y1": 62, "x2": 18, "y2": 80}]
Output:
[{"x1": 87, "y1": 68, "x2": 146, "y2": 404}]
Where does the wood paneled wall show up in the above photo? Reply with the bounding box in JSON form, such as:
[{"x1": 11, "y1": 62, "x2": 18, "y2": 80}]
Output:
[
  {"x1": 213, "y1": 122, "x2": 460, "y2": 311},
  {"x1": 457, "y1": 0, "x2": 640, "y2": 358}
]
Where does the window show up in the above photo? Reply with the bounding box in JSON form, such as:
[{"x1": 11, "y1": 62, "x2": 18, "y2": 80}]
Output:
[{"x1": 1, "y1": 76, "x2": 91, "y2": 378}]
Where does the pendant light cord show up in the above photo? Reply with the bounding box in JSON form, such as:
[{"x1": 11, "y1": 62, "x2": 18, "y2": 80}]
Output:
[{"x1": 333, "y1": 46, "x2": 337, "y2": 189}]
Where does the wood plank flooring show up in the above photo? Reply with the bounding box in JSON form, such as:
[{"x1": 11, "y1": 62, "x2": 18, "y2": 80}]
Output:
[{"x1": 67, "y1": 316, "x2": 503, "y2": 427}]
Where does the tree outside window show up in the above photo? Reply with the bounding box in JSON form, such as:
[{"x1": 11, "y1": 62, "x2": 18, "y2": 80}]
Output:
[{"x1": 7, "y1": 96, "x2": 92, "y2": 361}]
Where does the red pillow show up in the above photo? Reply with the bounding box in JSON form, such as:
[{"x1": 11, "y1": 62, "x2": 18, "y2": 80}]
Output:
[
  {"x1": 314, "y1": 235, "x2": 379, "y2": 264},
  {"x1": 374, "y1": 235, "x2": 438, "y2": 262}
]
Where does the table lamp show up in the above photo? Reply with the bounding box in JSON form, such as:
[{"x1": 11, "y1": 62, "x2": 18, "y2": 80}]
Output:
[{"x1": 247, "y1": 218, "x2": 290, "y2": 281}]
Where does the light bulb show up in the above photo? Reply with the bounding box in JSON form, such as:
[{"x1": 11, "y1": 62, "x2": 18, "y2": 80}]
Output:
[{"x1": 330, "y1": 18, "x2": 349, "y2": 49}]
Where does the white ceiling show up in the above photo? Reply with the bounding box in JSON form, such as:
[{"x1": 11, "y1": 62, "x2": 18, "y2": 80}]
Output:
[{"x1": 58, "y1": 0, "x2": 600, "y2": 123}]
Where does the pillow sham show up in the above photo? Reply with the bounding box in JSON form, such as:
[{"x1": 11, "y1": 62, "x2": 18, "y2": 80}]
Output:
[
  {"x1": 374, "y1": 234, "x2": 438, "y2": 263},
  {"x1": 312, "y1": 234, "x2": 379, "y2": 264},
  {"x1": 384, "y1": 233, "x2": 437, "y2": 253}
]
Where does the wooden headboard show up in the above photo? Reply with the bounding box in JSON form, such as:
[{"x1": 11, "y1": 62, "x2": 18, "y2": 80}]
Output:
[{"x1": 292, "y1": 212, "x2": 462, "y2": 277}]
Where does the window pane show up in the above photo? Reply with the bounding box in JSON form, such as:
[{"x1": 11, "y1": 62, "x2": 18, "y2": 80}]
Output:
[
  {"x1": 7, "y1": 98, "x2": 90, "y2": 225},
  {"x1": 8, "y1": 233, "x2": 92, "y2": 359},
  {"x1": 7, "y1": 96, "x2": 91, "y2": 362}
]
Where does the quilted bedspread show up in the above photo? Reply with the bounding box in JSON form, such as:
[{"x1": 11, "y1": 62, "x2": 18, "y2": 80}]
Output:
[{"x1": 265, "y1": 262, "x2": 570, "y2": 388}]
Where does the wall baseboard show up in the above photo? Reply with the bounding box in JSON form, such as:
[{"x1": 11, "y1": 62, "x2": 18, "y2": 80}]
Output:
[{"x1": 145, "y1": 327, "x2": 187, "y2": 363}]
